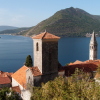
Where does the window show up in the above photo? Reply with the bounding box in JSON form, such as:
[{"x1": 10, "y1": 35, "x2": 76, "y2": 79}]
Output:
[
  {"x1": 91, "y1": 46, "x2": 93, "y2": 49},
  {"x1": 36, "y1": 42, "x2": 39, "y2": 51}
]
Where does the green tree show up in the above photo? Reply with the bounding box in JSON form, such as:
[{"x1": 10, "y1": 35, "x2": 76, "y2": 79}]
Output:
[
  {"x1": 25, "y1": 55, "x2": 33, "y2": 67},
  {"x1": 31, "y1": 68, "x2": 100, "y2": 100},
  {"x1": 0, "y1": 88, "x2": 21, "y2": 100}
]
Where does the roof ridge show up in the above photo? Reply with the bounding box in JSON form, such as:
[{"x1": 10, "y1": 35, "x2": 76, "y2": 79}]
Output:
[
  {"x1": 41, "y1": 32, "x2": 47, "y2": 39},
  {"x1": 32, "y1": 32, "x2": 60, "y2": 39}
]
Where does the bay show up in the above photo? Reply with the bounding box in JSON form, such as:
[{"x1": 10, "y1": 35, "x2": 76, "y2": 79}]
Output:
[
  {"x1": 0, "y1": 35, "x2": 100, "y2": 72},
  {"x1": 59, "y1": 37, "x2": 100, "y2": 65},
  {"x1": 0, "y1": 35, "x2": 33, "y2": 72}
]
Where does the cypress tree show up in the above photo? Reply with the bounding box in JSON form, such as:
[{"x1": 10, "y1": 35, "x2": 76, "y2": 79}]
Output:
[{"x1": 25, "y1": 55, "x2": 33, "y2": 67}]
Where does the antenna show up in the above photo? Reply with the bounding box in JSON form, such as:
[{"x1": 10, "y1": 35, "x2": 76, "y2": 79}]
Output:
[{"x1": 45, "y1": 29, "x2": 47, "y2": 32}]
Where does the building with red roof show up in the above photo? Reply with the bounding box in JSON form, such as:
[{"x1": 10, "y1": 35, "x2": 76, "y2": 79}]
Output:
[
  {"x1": 0, "y1": 76, "x2": 11, "y2": 88},
  {"x1": 11, "y1": 31, "x2": 60, "y2": 100},
  {"x1": 59, "y1": 60, "x2": 100, "y2": 77},
  {"x1": 11, "y1": 31, "x2": 100, "y2": 100},
  {"x1": 0, "y1": 71, "x2": 13, "y2": 88},
  {"x1": 12, "y1": 66, "x2": 42, "y2": 90}
]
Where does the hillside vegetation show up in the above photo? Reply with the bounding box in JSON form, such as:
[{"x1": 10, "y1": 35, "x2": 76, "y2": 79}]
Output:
[
  {"x1": 31, "y1": 69, "x2": 100, "y2": 100},
  {"x1": 0, "y1": 27, "x2": 30, "y2": 35},
  {"x1": 23, "y1": 7, "x2": 100, "y2": 37}
]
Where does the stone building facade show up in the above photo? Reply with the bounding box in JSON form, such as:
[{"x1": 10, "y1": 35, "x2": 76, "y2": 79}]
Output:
[{"x1": 33, "y1": 31, "x2": 60, "y2": 85}]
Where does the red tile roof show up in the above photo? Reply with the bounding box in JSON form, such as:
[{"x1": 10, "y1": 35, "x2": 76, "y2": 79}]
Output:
[
  {"x1": 0, "y1": 76, "x2": 11, "y2": 84},
  {"x1": 69, "y1": 60, "x2": 100, "y2": 66},
  {"x1": 69, "y1": 60, "x2": 83, "y2": 65},
  {"x1": 12, "y1": 66, "x2": 42, "y2": 88},
  {"x1": 12, "y1": 66, "x2": 28, "y2": 88},
  {"x1": 0, "y1": 71, "x2": 13, "y2": 77},
  {"x1": 32, "y1": 32, "x2": 60, "y2": 39},
  {"x1": 29, "y1": 67, "x2": 42, "y2": 76},
  {"x1": 0, "y1": 71, "x2": 13, "y2": 85},
  {"x1": 84, "y1": 60, "x2": 100, "y2": 66},
  {"x1": 63, "y1": 63, "x2": 98, "y2": 76}
]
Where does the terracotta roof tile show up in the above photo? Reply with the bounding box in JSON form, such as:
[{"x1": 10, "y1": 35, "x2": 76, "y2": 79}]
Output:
[
  {"x1": 29, "y1": 67, "x2": 42, "y2": 76},
  {"x1": 61, "y1": 60, "x2": 100, "y2": 77},
  {"x1": 84, "y1": 60, "x2": 100, "y2": 66},
  {"x1": 12, "y1": 66, "x2": 28, "y2": 88},
  {"x1": 0, "y1": 71, "x2": 13, "y2": 78},
  {"x1": 11, "y1": 86, "x2": 21, "y2": 94},
  {"x1": 32, "y1": 32, "x2": 60, "y2": 39},
  {"x1": 69, "y1": 60, "x2": 83, "y2": 65},
  {"x1": 0, "y1": 76, "x2": 11, "y2": 84},
  {"x1": 12, "y1": 66, "x2": 42, "y2": 88},
  {"x1": 69, "y1": 60, "x2": 100, "y2": 66},
  {"x1": 63, "y1": 63, "x2": 98, "y2": 76}
]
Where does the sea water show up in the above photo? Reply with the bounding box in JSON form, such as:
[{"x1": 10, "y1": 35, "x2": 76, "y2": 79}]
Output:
[{"x1": 0, "y1": 35, "x2": 100, "y2": 72}]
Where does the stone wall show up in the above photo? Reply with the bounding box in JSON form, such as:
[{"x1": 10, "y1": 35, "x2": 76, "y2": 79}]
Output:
[
  {"x1": 26, "y1": 68, "x2": 34, "y2": 88},
  {"x1": 33, "y1": 39, "x2": 59, "y2": 75},
  {"x1": 42, "y1": 40, "x2": 58, "y2": 75},
  {"x1": 34, "y1": 72, "x2": 58, "y2": 86},
  {"x1": 33, "y1": 38, "x2": 59, "y2": 86},
  {"x1": 34, "y1": 75, "x2": 41, "y2": 86},
  {"x1": 33, "y1": 39, "x2": 42, "y2": 73},
  {"x1": 41, "y1": 72, "x2": 58, "y2": 83}
]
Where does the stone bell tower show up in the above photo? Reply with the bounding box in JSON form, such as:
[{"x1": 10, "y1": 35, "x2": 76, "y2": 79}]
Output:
[
  {"x1": 89, "y1": 31, "x2": 98, "y2": 60},
  {"x1": 32, "y1": 31, "x2": 60, "y2": 78}
]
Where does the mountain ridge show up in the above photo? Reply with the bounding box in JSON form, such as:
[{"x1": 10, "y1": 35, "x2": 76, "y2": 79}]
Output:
[
  {"x1": 0, "y1": 26, "x2": 18, "y2": 31},
  {"x1": 22, "y1": 7, "x2": 100, "y2": 37}
]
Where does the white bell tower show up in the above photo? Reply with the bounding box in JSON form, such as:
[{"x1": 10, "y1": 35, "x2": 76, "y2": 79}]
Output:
[{"x1": 89, "y1": 31, "x2": 97, "y2": 60}]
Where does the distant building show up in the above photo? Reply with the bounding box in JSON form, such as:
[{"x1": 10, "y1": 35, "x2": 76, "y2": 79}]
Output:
[
  {"x1": 86, "y1": 33, "x2": 98, "y2": 37},
  {"x1": 89, "y1": 31, "x2": 98, "y2": 60},
  {"x1": 86, "y1": 33, "x2": 92, "y2": 37}
]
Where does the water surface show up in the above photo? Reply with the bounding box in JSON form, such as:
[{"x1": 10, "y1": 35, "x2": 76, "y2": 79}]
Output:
[{"x1": 0, "y1": 35, "x2": 100, "y2": 72}]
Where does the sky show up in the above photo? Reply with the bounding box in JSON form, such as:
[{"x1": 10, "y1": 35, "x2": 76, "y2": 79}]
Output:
[{"x1": 0, "y1": 0, "x2": 100, "y2": 27}]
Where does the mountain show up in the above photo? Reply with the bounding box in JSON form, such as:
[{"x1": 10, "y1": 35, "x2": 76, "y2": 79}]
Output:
[
  {"x1": 23, "y1": 7, "x2": 100, "y2": 37},
  {"x1": 0, "y1": 26, "x2": 18, "y2": 31},
  {"x1": 0, "y1": 27, "x2": 30, "y2": 35}
]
